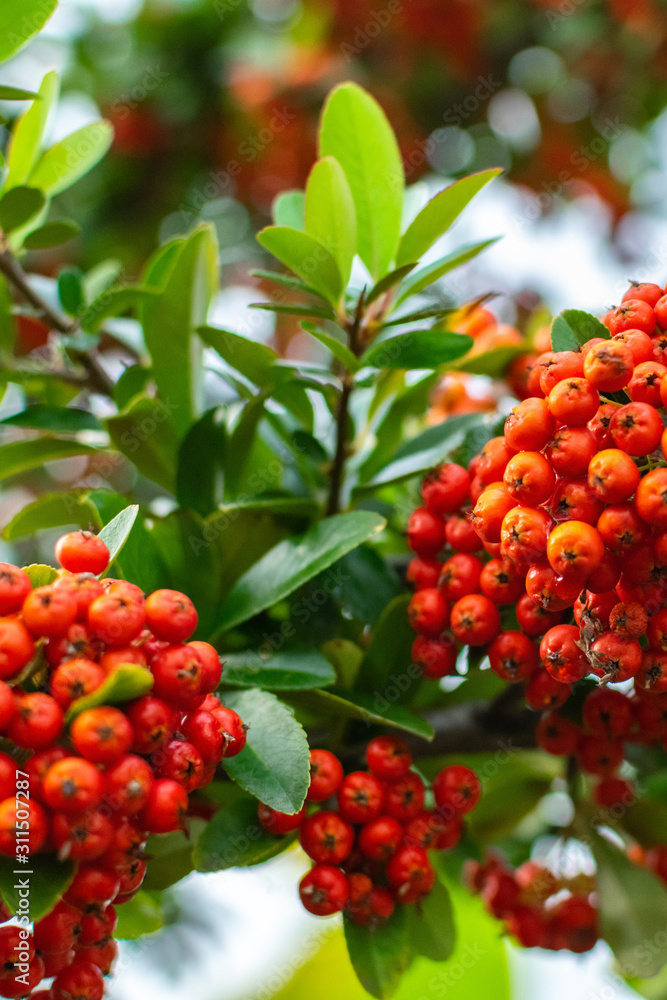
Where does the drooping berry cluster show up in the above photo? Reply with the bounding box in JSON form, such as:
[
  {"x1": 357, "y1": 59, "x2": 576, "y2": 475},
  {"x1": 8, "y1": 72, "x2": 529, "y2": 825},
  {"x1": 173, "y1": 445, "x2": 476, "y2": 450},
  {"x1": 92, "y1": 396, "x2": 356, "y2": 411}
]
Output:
[
  {"x1": 406, "y1": 279, "x2": 667, "y2": 949},
  {"x1": 465, "y1": 855, "x2": 598, "y2": 953},
  {"x1": 0, "y1": 531, "x2": 246, "y2": 1000},
  {"x1": 256, "y1": 736, "x2": 480, "y2": 923}
]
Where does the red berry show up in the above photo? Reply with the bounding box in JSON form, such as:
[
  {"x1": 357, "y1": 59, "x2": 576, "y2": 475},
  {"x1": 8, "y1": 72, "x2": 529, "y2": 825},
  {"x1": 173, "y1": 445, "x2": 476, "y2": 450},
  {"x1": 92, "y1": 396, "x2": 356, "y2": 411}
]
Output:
[
  {"x1": 145, "y1": 589, "x2": 198, "y2": 643},
  {"x1": 0, "y1": 564, "x2": 31, "y2": 615},
  {"x1": 358, "y1": 816, "x2": 403, "y2": 861},
  {"x1": 366, "y1": 735, "x2": 412, "y2": 782},
  {"x1": 433, "y1": 764, "x2": 481, "y2": 815},
  {"x1": 52, "y1": 959, "x2": 104, "y2": 1000},
  {"x1": 337, "y1": 771, "x2": 383, "y2": 824},
  {"x1": 258, "y1": 802, "x2": 306, "y2": 835},
  {"x1": 8, "y1": 692, "x2": 63, "y2": 749},
  {"x1": 137, "y1": 778, "x2": 188, "y2": 833},
  {"x1": 307, "y1": 749, "x2": 344, "y2": 802},
  {"x1": 299, "y1": 811, "x2": 354, "y2": 864},
  {"x1": 299, "y1": 864, "x2": 348, "y2": 915},
  {"x1": 71, "y1": 706, "x2": 133, "y2": 765},
  {"x1": 43, "y1": 757, "x2": 105, "y2": 812},
  {"x1": 55, "y1": 532, "x2": 110, "y2": 575}
]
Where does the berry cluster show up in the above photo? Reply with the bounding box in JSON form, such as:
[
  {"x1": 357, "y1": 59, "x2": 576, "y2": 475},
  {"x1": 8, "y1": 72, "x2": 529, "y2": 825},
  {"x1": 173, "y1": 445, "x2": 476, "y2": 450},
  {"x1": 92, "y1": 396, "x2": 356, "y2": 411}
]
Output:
[
  {"x1": 0, "y1": 531, "x2": 246, "y2": 1000},
  {"x1": 406, "y1": 279, "x2": 667, "y2": 948},
  {"x1": 256, "y1": 737, "x2": 480, "y2": 923},
  {"x1": 465, "y1": 855, "x2": 598, "y2": 953}
]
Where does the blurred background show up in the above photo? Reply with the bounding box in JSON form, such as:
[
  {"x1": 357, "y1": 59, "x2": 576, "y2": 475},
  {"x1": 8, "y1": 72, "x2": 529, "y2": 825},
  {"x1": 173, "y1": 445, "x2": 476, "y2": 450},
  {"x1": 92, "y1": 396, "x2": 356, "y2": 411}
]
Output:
[{"x1": 3, "y1": 0, "x2": 667, "y2": 996}]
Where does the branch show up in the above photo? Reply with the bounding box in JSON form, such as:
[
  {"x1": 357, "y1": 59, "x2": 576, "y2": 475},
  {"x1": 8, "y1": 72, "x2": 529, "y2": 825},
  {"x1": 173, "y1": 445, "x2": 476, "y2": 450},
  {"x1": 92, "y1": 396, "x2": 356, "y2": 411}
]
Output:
[
  {"x1": 0, "y1": 250, "x2": 115, "y2": 397},
  {"x1": 326, "y1": 291, "x2": 365, "y2": 516},
  {"x1": 404, "y1": 698, "x2": 538, "y2": 756}
]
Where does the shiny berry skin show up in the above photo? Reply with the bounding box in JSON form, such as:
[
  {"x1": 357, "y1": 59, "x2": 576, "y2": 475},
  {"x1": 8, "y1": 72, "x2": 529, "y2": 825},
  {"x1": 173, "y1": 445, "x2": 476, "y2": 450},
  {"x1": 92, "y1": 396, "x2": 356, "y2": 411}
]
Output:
[
  {"x1": 536, "y1": 712, "x2": 581, "y2": 755},
  {"x1": 524, "y1": 563, "x2": 577, "y2": 612},
  {"x1": 500, "y1": 506, "x2": 551, "y2": 568},
  {"x1": 188, "y1": 640, "x2": 222, "y2": 693},
  {"x1": 79, "y1": 904, "x2": 117, "y2": 946},
  {"x1": 55, "y1": 531, "x2": 110, "y2": 575},
  {"x1": 540, "y1": 625, "x2": 588, "y2": 684},
  {"x1": 433, "y1": 764, "x2": 481, "y2": 815},
  {"x1": 588, "y1": 403, "x2": 617, "y2": 448},
  {"x1": 53, "y1": 574, "x2": 105, "y2": 621},
  {"x1": 358, "y1": 816, "x2": 404, "y2": 861},
  {"x1": 0, "y1": 563, "x2": 31, "y2": 615},
  {"x1": 578, "y1": 735, "x2": 624, "y2": 776},
  {"x1": 636, "y1": 468, "x2": 667, "y2": 529},
  {"x1": 299, "y1": 811, "x2": 354, "y2": 864},
  {"x1": 87, "y1": 583, "x2": 146, "y2": 645},
  {"x1": 450, "y1": 594, "x2": 501, "y2": 646},
  {"x1": 503, "y1": 451, "x2": 555, "y2": 506},
  {"x1": 383, "y1": 772, "x2": 425, "y2": 821},
  {"x1": 516, "y1": 593, "x2": 565, "y2": 638},
  {"x1": 608, "y1": 299, "x2": 656, "y2": 336},
  {"x1": 582, "y1": 688, "x2": 633, "y2": 738},
  {"x1": 52, "y1": 809, "x2": 114, "y2": 861},
  {"x1": 590, "y1": 631, "x2": 642, "y2": 683},
  {"x1": 547, "y1": 377, "x2": 600, "y2": 425},
  {"x1": 588, "y1": 450, "x2": 640, "y2": 504},
  {"x1": 0, "y1": 955, "x2": 45, "y2": 997},
  {"x1": 538, "y1": 350, "x2": 584, "y2": 395},
  {"x1": 8, "y1": 692, "x2": 64, "y2": 749},
  {"x1": 471, "y1": 485, "x2": 516, "y2": 544},
  {"x1": 0, "y1": 923, "x2": 35, "y2": 968},
  {"x1": 0, "y1": 617, "x2": 35, "y2": 680},
  {"x1": 444, "y1": 513, "x2": 480, "y2": 553},
  {"x1": 407, "y1": 557, "x2": 441, "y2": 590},
  {"x1": 52, "y1": 960, "x2": 105, "y2": 1000},
  {"x1": 106, "y1": 753, "x2": 155, "y2": 812},
  {"x1": 71, "y1": 706, "x2": 133, "y2": 765},
  {"x1": 408, "y1": 587, "x2": 449, "y2": 637},
  {"x1": 551, "y1": 477, "x2": 604, "y2": 524},
  {"x1": 257, "y1": 802, "x2": 306, "y2": 835},
  {"x1": 488, "y1": 630, "x2": 539, "y2": 683},
  {"x1": 126, "y1": 696, "x2": 178, "y2": 754},
  {"x1": 545, "y1": 426, "x2": 597, "y2": 477},
  {"x1": 153, "y1": 739, "x2": 203, "y2": 793},
  {"x1": 609, "y1": 401, "x2": 662, "y2": 455},
  {"x1": 476, "y1": 437, "x2": 514, "y2": 484},
  {"x1": 422, "y1": 463, "x2": 470, "y2": 515},
  {"x1": 439, "y1": 553, "x2": 484, "y2": 602},
  {"x1": 366, "y1": 735, "x2": 412, "y2": 782},
  {"x1": 50, "y1": 656, "x2": 105, "y2": 708},
  {"x1": 412, "y1": 635, "x2": 458, "y2": 679},
  {"x1": 407, "y1": 507, "x2": 445, "y2": 558},
  {"x1": 479, "y1": 558, "x2": 524, "y2": 605},
  {"x1": 525, "y1": 669, "x2": 570, "y2": 710},
  {"x1": 150, "y1": 643, "x2": 203, "y2": 703},
  {"x1": 505, "y1": 397, "x2": 555, "y2": 452},
  {"x1": 623, "y1": 282, "x2": 663, "y2": 307},
  {"x1": 387, "y1": 845, "x2": 435, "y2": 904},
  {"x1": 145, "y1": 589, "x2": 198, "y2": 643},
  {"x1": 22, "y1": 584, "x2": 78, "y2": 637},
  {"x1": 65, "y1": 865, "x2": 121, "y2": 908},
  {"x1": 209, "y1": 704, "x2": 247, "y2": 757},
  {"x1": 43, "y1": 757, "x2": 105, "y2": 812},
  {"x1": 0, "y1": 795, "x2": 48, "y2": 856},
  {"x1": 583, "y1": 339, "x2": 634, "y2": 391},
  {"x1": 299, "y1": 864, "x2": 348, "y2": 916},
  {"x1": 137, "y1": 778, "x2": 188, "y2": 833},
  {"x1": 629, "y1": 361, "x2": 667, "y2": 405},
  {"x1": 338, "y1": 771, "x2": 383, "y2": 824},
  {"x1": 546, "y1": 520, "x2": 604, "y2": 583},
  {"x1": 307, "y1": 749, "x2": 344, "y2": 802}
]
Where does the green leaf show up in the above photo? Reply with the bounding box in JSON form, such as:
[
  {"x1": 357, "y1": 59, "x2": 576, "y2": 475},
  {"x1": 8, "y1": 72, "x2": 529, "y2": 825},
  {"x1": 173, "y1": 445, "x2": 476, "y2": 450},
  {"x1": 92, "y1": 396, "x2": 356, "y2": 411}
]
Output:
[
  {"x1": 257, "y1": 226, "x2": 342, "y2": 307},
  {"x1": 24, "y1": 564, "x2": 58, "y2": 587},
  {"x1": 3, "y1": 492, "x2": 101, "y2": 541},
  {"x1": 0, "y1": 275, "x2": 14, "y2": 356},
  {"x1": 0, "y1": 404, "x2": 100, "y2": 433},
  {"x1": 620, "y1": 798, "x2": 667, "y2": 848},
  {"x1": 361, "y1": 330, "x2": 473, "y2": 370},
  {"x1": 625, "y1": 963, "x2": 667, "y2": 999},
  {"x1": 366, "y1": 263, "x2": 418, "y2": 306},
  {"x1": 23, "y1": 219, "x2": 80, "y2": 250},
  {"x1": 176, "y1": 408, "x2": 226, "y2": 517},
  {"x1": 397, "y1": 169, "x2": 501, "y2": 267},
  {"x1": 381, "y1": 306, "x2": 455, "y2": 328},
  {"x1": 0, "y1": 86, "x2": 40, "y2": 101},
  {"x1": 6, "y1": 71, "x2": 60, "y2": 190},
  {"x1": 106, "y1": 394, "x2": 180, "y2": 491},
  {"x1": 551, "y1": 308, "x2": 610, "y2": 352},
  {"x1": 0, "y1": 854, "x2": 74, "y2": 923},
  {"x1": 359, "y1": 594, "x2": 414, "y2": 692},
  {"x1": 58, "y1": 268, "x2": 85, "y2": 316},
  {"x1": 0, "y1": 0, "x2": 58, "y2": 63},
  {"x1": 251, "y1": 269, "x2": 324, "y2": 298},
  {"x1": 114, "y1": 890, "x2": 164, "y2": 939},
  {"x1": 199, "y1": 325, "x2": 277, "y2": 386},
  {"x1": 272, "y1": 190, "x2": 305, "y2": 230},
  {"x1": 395, "y1": 239, "x2": 499, "y2": 305},
  {"x1": 142, "y1": 821, "x2": 206, "y2": 891},
  {"x1": 406, "y1": 874, "x2": 456, "y2": 961},
  {"x1": 81, "y1": 285, "x2": 157, "y2": 334},
  {"x1": 28, "y1": 121, "x2": 113, "y2": 196},
  {"x1": 224, "y1": 392, "x2": 269, "y2": 499},
  {"x1": 212, "y1": 511, "x2": 385, "y2": 636},
  {"x1": 82, "y1": 258, "x2": 123, "y2": 303},
  {"x1": 344, "y1": 908, "x2": 411, "y2": 999},
  {"x1": 140, "y1": 225, "x2": 218, "y2": 437},
  {"x1": 368, "y1": 411, "x2": 487, "y2": 487},
  {"x1": 250, "y1": 302, "x2": 335, "y2": 321},
  {"x1": 335, "y1": 545, "x2": 401, "y2": 625},
  {"x1": 287, "y1": 688, "x2": 434, "y2": 740},
  {"x1": 321, "y1": 639, "x2": 363, "y2": 690},
  {"x1": 113, "y1": 365, "x2": 151, "y2": 410},
  {"x1": 319, "y1": 82, "x2": 403, "y2": 280},
  {"x1": 66, "y1": 664, "x2": 154, "y2": 723},
  {"x1": 591, "y1": 830, "x2": 667, "y2": 978},
  {"x1": 454, "y1": 344, "x2": 529, "y2": 376},
  {"x1": 222, "y1": 647, "x2": 336, "y2": 690},
  {"x1": 467, "y1": 762, "x2": 552, "y2": 840},
  {"x1": 194, "y1": 785, "x2": 295, "y2": 873},
  {"x1": 0, "y1": 186, "x2": 44, "y2": 233},
  {"x1": 0, "y1": 438, "x2": 97, "y2": 482},
  {"x1": 305, "y1": 156, "x2": 357, "y2": 286},
  {"x1": 222, "y1": 689, "x2": 310, "y2": 814},
  {"x1": 98, "y1": 505, "x2": 139, "y2": 571},
  {"x1": 301, "y1": 321, "x2": 359, "y2": 371}
]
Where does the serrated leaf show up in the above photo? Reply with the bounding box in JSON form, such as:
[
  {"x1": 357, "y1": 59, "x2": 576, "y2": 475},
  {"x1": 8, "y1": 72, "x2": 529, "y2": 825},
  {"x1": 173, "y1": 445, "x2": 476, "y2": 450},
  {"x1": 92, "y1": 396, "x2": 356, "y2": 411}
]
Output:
[
  {"x1": 361, "y1": 330, "x2": 473, "y2": 370},
  {"x1": 0, "y1": 438, "x2": 97, "y2": 482},
  {"x1": 396, "y1": 169, "x2": 501, "y2": 266},
  {"x1": 0, "y1": 0, "x2": 58, "y2": 62},
  {"x1": 98, "y1": 505, "x2": 139, "y2": 571},
  {"x1": 212, "y1": 511, "x2": 385, "y2": 636},
  {"x1": 287, "y1": 688, "x2": 434, "y2": 740},
  {"x1": 23, "y1": 219, "x2": 80, "y2": 250},
  {"x1": 319, "y1": 83, "x2": 403, "y2": 280},
  {"x1": 0, "y1": 854, "x2": 74, "y2": 923},
  {"x1": 28, "y1": 121, "x2": 113, "y2": 196},
  {"x1": 0, "y1": 186, "x2": 45, "y2": 233},
  {"x1": 24, "y1": 563, "x2": 58, "y2": 587},
  {"x1": 395, "y1": 239, "x2": 499, "y2": 305},
  {"x1": 222, "y1": 689, "x2": 310, "y2": 814},
  {"x1": 194, "y1": 784, "x2": 295, "y2": 872},
  {"x1": 551, "y1": 308, "x2": 610, "y2": 352},
  {"x1": 272, "y1": 190, "x2": 305, "y2": 229},
  {"x1": 3, "y1": 492, "x2": 102, "y2": 541},
  {"x1": 305, "y1": 156, "x2": 357, "y2": 286},
  {"x1": 344, "y1": 908, "x2": 411, "y2": 999},
  {"x1": 222, "y1": 647, "x2": 336, "y2": 690},
  {"x1": 257, "y1": 226, "x2": 342, "y2": 307},
  {"x1": 66, "y1": 664, "x2": 154, "y2": 723}
]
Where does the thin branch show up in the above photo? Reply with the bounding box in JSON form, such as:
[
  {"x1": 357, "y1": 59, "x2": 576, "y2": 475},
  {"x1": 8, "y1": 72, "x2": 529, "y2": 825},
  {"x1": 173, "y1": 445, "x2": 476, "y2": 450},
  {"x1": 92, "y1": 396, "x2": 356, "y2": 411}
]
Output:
[{"x1": 0, "y1": 250, "x2": 115, "y2": 396}]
